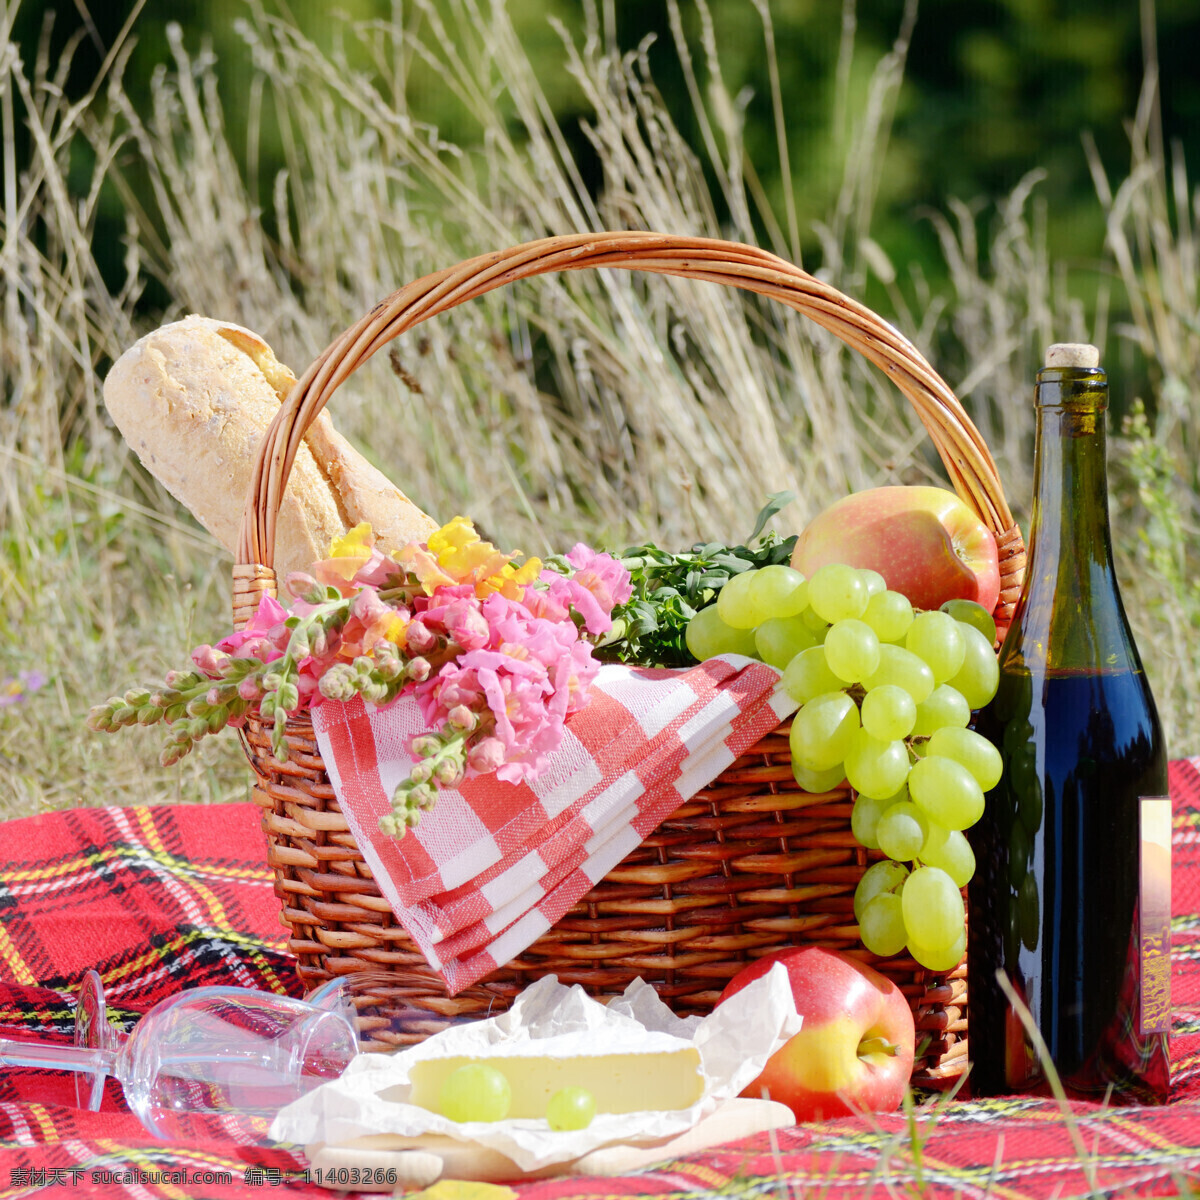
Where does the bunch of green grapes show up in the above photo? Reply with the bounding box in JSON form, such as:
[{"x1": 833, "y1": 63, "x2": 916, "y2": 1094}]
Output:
[{"x1": 685, "y1": 561, "x2": 1001, "y2": 973}]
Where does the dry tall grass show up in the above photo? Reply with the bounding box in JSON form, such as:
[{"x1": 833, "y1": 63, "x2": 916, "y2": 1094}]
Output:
[{"x1": 1, "y1": 1, "x2": 1197, "y2": 817}]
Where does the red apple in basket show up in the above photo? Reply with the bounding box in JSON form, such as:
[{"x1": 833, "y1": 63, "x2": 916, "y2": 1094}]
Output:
[
  {"x1": 791, "y1": 486, "x2": 1001, "y2": 616},
  {"x1": 719, "y1": 946, "x2": 915, "y2": 1123}
]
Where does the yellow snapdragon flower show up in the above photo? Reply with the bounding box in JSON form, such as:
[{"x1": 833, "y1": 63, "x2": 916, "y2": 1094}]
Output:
[
  {"x1": 408, "y1": 517, "x2": 541, "y2": 599},
  {"x1": 315, "y1": 522, "x2": 378, "y2": 585},
  {"x1": 329, "y1": 522, "x2": 375, "y2": 560}
]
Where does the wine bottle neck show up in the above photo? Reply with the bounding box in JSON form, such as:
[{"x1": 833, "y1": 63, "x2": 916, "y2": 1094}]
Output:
[
  {"x1": 1005, "y1": 366, "x2": 1141, "y2": 674},
  {"x1": 1028, "y1": 370, "x2": 1115, "y2": 575}
]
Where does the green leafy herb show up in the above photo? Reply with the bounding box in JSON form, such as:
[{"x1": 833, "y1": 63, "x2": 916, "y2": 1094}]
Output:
[{"x1": 599, "y1": 492, "x2": 798, "y2": 667}]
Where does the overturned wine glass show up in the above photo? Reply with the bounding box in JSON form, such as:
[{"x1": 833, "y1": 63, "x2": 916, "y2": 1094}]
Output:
[
  {"x1": 0, "y1": 970, "x2": 357, "y2": 1143},
  {"x1": 0, "y1": 970, "x2": 482, "y2": 1142}
]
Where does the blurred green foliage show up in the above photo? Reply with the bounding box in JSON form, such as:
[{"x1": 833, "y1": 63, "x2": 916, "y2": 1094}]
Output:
[
  {"x1": 8, "y1": 0, "x2": 1199, "y2": 307},
  {"x1": 610, "y1": 0, "x2": 1200, "y2": 284}
]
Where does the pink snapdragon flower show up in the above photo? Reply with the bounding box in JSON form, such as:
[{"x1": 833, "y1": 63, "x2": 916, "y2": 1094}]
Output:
[
  {"x1": 467, "y1": 736, "x2": 506, "y2": 774},
  {"x1": 532, "y1": 546, "x2": 632, "y2": 635},
  {"x1": 208, "y1": 594, "x2": 290, "y2": 665},
  {"x1": 548, "y1": 637, "x2": 602, "y2": 714},
  {"x1": 443, "y1": 599, "x2": 491, "y2": 651},
  {"x1": 565, "y1": 543, "x2": 634, "y2": 606},
  {"x1": 474, "y1": 663, "x2": 565, "y2": 783}
]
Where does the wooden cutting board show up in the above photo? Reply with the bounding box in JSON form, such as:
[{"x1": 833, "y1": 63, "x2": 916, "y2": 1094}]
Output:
[{"x1": 304, "y1": 1097, "x2": 794, "y2": 1191}]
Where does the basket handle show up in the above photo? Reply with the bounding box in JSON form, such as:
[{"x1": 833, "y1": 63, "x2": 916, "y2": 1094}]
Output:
[{"x1": 233, "y1": 231, "x2": 1025, "y2": 632}]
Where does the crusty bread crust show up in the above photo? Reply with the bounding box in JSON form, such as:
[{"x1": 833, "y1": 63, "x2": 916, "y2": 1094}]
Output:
[
  {"x1": 302, "y1": 412, "x2": 440, "y2": 557},
  {"x1": 103, "y1": 315, "x2": 437, "y2": 582}
]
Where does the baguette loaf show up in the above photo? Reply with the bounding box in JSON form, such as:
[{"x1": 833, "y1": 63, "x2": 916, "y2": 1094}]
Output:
[{"x1": 103, "y1": 316, "x2": 438, "y2": 582}]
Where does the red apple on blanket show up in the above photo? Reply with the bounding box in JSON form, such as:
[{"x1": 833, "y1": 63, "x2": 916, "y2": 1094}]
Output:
[
  {"x1": 719, "y1": 946, "x2": 915, "y2": 1122},
  {"x1": 790, "y1": 486, "x2": 1001, "y2": 616}
]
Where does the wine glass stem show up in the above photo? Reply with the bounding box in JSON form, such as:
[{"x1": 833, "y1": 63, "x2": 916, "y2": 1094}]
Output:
[{"x1": 0, "y1": 1037, "x2": 118, "y2": 1077}]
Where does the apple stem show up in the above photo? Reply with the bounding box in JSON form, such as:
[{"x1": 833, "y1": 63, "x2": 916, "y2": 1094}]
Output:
[{"x1": 858, "y1": 1036, "x2": 900, "y2": 1058}]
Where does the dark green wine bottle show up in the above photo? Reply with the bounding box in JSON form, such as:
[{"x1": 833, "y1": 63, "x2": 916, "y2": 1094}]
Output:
[{"x1": 967, "y1": 344, "x2": 1171, "y2": 1100}]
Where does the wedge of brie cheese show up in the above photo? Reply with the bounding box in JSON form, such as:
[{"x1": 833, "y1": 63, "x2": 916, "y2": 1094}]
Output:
[{"x1": 407, "y1": 1046, "x2": 704, "y2": 1118}]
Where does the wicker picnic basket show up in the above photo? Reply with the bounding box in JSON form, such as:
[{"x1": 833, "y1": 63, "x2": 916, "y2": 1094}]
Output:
[{"x1": 232, "y1": 232, "x2": 1025, "y2": 1085}]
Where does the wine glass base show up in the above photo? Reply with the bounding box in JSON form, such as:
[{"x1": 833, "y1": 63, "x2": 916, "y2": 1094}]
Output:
[{"x1": 74, "y1": 970, "x2": 117, "y2": 1111}]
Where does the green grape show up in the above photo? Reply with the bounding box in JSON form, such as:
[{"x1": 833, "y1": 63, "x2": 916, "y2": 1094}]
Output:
[
  {"x1": 860, "y1": 684, "x2": 916, "y2": 741},
  {"x1": 908, "y1": 754, "x2": 985, "y2": 830},
  {"x1": 1018, "y1": 775, "x2": 1043, "y2": 835},
  {"x1": 1008, "y1": 820, "x2": 1031, "y2": 889},
  {"x1": 940, "y1": 598, "x2": 997, "y2": 646},
  {"x1": 859, "y1": 568, "x2": 887, "y2": 597},
  {"x1": 926, "y1": 726, "x2": 1003, "y2": 791},
  {"x1": 1008, "y1": 739, "x2": 1039, "y2": 790},
  {"x1": 754, "y1": 616, "x2": 819, "y2": 669},
  {"x1": 996, "y1": 670, "x2": 1033, "y2": 724},
  {"x1": 716, "y1": 569, "x2": 765, "y2": 629},
  {"x1": 792, "y1": 760, "x2": 848, "y2": 793},
  {"x1": 946, "y1": 624, "x2": 1001, "y2": 710},
  {"x1": 851, "y1": 790, "x2": 896, "y2": 849},
  {"x1": 911, "y1": 684, "x2": 971, "y2": 737},
  {"x1": 901, "y1": 865, "x2": 965, "y2": 951},
  {"x1": 919, "y1": 820, "x2": 976, "y2": 887},
  {"x1": 843, "y1": 728, "x2": 911, "y2": 800},
  {"x1": 439, "y1": 1063, "x2": 512, "y2": 1123},
  {"x1": 859, "y1": 892, "x2": 908, "y2": 957},
  {"x1": 749, "y1": 565, "x2": 809, "y2": 618},
  {"x1": 685, "y1": 604, "x2": 759, "y2": 662},
  {"x1": 853, "y1": 858, "x2": 909, "y2": 922},
  {"x1": 547, "y1": 1086, "x2": 596, "y2": 1131},
  {"x1": 905, "y1": 610, "x2": 966, "y2": 683},
  {"x1": 790, "y1": 691, "x2": 860, "y2": 772},
  {"x1": 781, "y1": 646, "x2": 843, "y2": 704},
  {"x1": 823, "y1": 619, "x2": 881, "y2": 683},
  {"x1": 801, "y1": 609, "x2": 830, "y2": 638},
  {"x1": 807, "y1": 563, "x2": 870, "y2": 623},
  {"x1": 862, "y1": 644, "x2": 935, "y2": 705},
  {"x1": 908, "y1": 927, "x2": 966, "y2": 973},
  {"x1": 1005, "y1": 895, "x2": 1022, "y2": 968},
  {"x1": 1019, "y1": 872, "x2": 1040, "y2": 950},
  {"x1": 1002, "y1": 717, "x2": 1035, "y2": 757},
  {"x1": 862, "y1": 589, "x2": 914, "y2": 644},
  {"x1": 876, "y1": 800, "x2": 929, "y2": 862}
]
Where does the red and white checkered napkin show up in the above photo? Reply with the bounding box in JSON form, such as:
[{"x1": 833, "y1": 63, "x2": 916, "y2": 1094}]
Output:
[{"x1": 311, "y1": 655, "x2": 798, "y2": 994}]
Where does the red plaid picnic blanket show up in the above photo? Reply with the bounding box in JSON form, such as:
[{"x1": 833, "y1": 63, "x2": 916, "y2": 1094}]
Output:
[
  {"x1": 2, "y1": 762, "x2": 1200, "y2": 1198},
  {"x1": 311, "y1": 656, "x2": 795, "y2": 993}
]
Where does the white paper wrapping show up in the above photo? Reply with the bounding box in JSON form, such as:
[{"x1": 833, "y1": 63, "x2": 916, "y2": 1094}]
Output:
[{"x1": 270, "y1": 968, "x2": 801, "y2": 1172}]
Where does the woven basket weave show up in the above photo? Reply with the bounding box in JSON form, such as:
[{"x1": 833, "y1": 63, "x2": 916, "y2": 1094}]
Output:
[{"x1": 231, "y1": 232, "x2": 1026, "y2": 1085}]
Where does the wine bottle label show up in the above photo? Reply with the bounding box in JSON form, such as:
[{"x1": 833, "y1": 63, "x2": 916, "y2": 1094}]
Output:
[{"x1": 1140, "y1": 796, "x2": 1172, "y2": 1035}]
